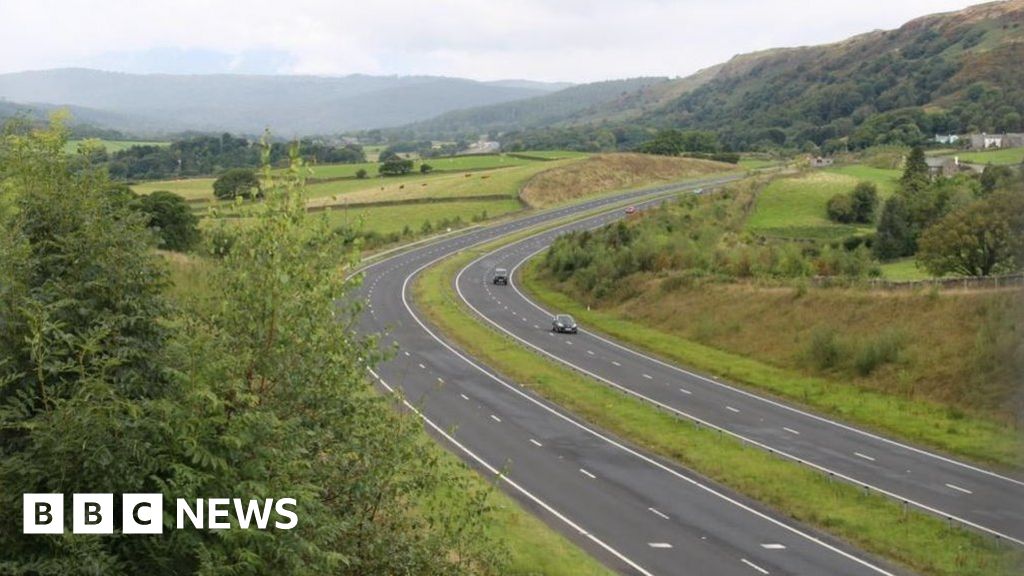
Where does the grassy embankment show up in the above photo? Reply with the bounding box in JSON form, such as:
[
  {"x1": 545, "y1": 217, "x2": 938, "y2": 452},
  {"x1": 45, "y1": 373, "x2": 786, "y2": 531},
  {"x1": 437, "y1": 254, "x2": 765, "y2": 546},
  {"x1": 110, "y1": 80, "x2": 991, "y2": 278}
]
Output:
[
  {"x1": 414, "y1": 229, "x2": 1023, "y2": 576},
  {"x1": 164, "y1": 253, "x2": 611, "y2": 576}
]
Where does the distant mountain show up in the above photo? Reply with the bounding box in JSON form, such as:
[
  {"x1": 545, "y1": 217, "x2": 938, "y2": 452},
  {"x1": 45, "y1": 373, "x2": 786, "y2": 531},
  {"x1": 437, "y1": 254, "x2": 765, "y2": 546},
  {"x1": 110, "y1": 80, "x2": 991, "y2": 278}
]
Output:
[
  {"x1": 0, "y1": 69, "x2": 567, "y2": 136},
  {"x1": 406, "y1": 0, "x2": 1024, "y2": 152}
]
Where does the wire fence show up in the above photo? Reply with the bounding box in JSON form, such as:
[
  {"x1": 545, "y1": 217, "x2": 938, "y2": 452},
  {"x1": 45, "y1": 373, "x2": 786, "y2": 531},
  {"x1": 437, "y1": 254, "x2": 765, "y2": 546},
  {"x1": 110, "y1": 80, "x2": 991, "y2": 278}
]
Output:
[{"x1": 810, "y1": 273, "x2": 1024, "y2": 291}]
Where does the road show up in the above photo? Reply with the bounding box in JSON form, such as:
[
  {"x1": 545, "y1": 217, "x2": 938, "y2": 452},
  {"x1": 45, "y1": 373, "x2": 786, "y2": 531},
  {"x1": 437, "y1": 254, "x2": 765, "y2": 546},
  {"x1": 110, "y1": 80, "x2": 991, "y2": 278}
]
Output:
[
  {"x1": 453, "y1": 196, "x2": 1024, "y2": 547},
  {"x1": 355, "y1": 176, "x2": 903, "y2": 576}
]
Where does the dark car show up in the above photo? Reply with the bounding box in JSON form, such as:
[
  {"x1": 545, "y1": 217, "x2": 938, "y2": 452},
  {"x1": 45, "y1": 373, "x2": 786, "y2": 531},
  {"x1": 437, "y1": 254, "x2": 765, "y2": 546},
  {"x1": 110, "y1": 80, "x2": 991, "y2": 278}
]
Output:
[
  {"x1": 551, "y1": 314, "x2": 578, "y2": 334},
  {"x1": 492, "y1": 268, "x2": 509, "y2": 285}
]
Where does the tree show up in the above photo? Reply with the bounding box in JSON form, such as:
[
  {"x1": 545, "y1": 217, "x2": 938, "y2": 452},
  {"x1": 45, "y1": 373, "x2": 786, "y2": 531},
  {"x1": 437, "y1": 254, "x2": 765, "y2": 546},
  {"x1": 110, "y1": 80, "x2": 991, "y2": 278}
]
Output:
[
  {"x1": 899, "y1": 145, "x2": 930, "y2": 194},
  {"x1": 979, "y1": 164, "x2": 1013, "y2": 195},
  {"x1": 419, "y1": 163, "x2": 433, "y2": 174},
  {"x1": 136, "y1": 190, "x2": 199, "y2": 251},
  {"x1": 379, "y1": 158, "x2": 414, "y2": 176},
  {"x1": 213, "y1": 167, "x2": 260, "y2": 200},
  {"x1": 917, "y1": 191, "x2": 1024, "y2": 276},
  {"x1": 355, "y1": 168, "x2": 368, "y2": 179},
  {"x1": 827, "y1": 193, "x2": 856, "y2": 223},
  {"x1": 849, "y1": 182, "x2": 879, "y2": 223},
  {"x1": 874, "y1": 195, "x2": 915, "y2": 260},
  {"x1": 378, "y1": 149, "x2": 401, "y2": 162}
]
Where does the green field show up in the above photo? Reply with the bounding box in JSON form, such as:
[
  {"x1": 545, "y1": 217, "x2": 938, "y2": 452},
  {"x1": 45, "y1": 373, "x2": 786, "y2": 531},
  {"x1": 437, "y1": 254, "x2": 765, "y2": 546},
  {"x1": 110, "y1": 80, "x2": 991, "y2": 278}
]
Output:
[
  {"x1": 879, "y1": 258, "x2": 935, "y2": 281},
  {"x1": 737, "y1": 158, "x2": 779, "y2": 170},
  {"x1": 747, "y1": 167, "x2": 898, "y2": 239},
  {"x1": 507, "y1": 150, "x2": 589, "y2": 160},
  {"x1": 323, "y1": 198, "x2": 523, "y2": 235},
  {"x1": 132, "y1": 177, "x2": 217, "y2": 200},
  {"x1": 950, "y1": 146, "x2": 1024, "y2": 166},
  {"x1": 65, "y1": 138, "x2": 169, "y2": 154}
]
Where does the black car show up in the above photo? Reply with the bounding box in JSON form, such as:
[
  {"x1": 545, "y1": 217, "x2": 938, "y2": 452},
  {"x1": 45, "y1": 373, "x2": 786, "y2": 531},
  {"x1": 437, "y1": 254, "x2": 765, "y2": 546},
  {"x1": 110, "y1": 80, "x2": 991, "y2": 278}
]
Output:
[
  {"x1": 551, "y1": 314, "x2": 578, "y2": 334},
  {"x1": 492, "y1": 268, "x2": 509, "y2": 285}
]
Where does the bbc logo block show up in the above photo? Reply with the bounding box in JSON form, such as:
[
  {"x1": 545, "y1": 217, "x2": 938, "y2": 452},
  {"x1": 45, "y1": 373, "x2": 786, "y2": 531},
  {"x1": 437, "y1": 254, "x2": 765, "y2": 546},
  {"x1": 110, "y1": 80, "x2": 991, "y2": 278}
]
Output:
[{"x1": 24, "y1": 493, "x2": 163, "y2": 535}]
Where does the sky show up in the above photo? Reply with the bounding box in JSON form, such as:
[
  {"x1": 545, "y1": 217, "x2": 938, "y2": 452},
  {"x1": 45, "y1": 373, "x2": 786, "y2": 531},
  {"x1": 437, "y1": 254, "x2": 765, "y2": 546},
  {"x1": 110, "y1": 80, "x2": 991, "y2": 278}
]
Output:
[{"x1": 0, "y1": 0, "x2": 986, "y2": 83}]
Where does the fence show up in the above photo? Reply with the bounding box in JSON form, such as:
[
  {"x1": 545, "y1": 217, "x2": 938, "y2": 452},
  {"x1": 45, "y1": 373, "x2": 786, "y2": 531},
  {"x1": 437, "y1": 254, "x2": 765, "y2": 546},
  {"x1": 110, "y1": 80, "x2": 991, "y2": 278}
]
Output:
[{"x1": 811, "y1": 273, "x2": 1024, "y2": 291}]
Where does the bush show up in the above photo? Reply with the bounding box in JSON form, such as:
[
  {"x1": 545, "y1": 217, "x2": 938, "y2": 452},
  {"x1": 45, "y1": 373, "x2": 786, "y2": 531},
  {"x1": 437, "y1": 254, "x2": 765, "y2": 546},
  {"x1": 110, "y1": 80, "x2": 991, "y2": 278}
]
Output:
[
  {"x1": 807, "y1": 327, "x2": 842, "y2": 370},
  {"x1": 850, "y1": 182, "x2": 879, "y2": 223},
  {"x1": 136, "y1": 190, "x2": 199, "y2": 251},
  {"x1": 827, "y1": 193, "x2": 856, "y2": 223},
  {"x1": 420, "y1": 163, "x2": 434, "y2": 174},
  {"x1": 379, "y1": 158, "x2": 414, "y2": 176},
  {"x1": 355, "y1": 168, "x2": 368, "y2": 179},
  {"x1": 853, "y1": 331, "x2": 905, "y2": 376}
]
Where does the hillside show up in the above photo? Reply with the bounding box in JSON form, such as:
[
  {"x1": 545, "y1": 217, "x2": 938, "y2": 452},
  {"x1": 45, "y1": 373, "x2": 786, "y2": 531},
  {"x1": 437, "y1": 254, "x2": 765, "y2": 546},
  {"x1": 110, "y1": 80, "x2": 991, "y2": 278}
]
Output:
[
  {"x1": 643, "y1": 0, "x2": 1024, "y2": 149},
  {"x1": 0, "y1": 69, "x2": 568, "y2": 135},
  {"x1": 411, "y1": 1, "x2": 1024, "y2": 152}
]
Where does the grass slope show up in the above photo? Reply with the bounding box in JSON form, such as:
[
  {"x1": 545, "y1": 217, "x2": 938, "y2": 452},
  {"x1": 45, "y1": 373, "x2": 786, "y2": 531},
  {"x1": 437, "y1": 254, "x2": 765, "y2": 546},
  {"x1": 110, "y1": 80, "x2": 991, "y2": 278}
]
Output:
[
  {"x1": 414, "y1": 239, "x2": 1022, "y2": 576},
  {"x1": 520, "y1": 153, "x2": 737, "y2": 208},
  {"x1": 523, "y1": 261, "x2": 1023, "y2": 467}
]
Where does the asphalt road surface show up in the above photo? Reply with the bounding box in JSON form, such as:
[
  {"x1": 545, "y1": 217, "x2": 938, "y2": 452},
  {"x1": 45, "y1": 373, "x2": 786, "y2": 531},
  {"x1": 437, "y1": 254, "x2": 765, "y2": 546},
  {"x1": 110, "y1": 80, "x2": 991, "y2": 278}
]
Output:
[
  {"x1": 454, "y1": 196, "x2": 1024, "y2": 547},
  {"x1": 355, "y1": 176, "x2": 907, "y2": 576}
]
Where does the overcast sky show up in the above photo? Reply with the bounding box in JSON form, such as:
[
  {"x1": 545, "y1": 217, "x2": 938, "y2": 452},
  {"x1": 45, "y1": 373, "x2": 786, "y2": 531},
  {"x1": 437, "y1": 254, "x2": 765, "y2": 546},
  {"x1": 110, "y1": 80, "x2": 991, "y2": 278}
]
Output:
[{"x1": 0, "y1": 0, "x2": 985, "y2": 83}]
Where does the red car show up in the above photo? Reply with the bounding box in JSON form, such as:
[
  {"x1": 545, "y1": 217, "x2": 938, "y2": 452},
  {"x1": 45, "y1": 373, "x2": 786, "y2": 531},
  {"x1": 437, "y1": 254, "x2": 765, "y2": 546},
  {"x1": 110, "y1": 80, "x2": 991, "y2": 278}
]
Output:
[{"x1": 624, "y1": 206, "x2": 637, "y2": 215}]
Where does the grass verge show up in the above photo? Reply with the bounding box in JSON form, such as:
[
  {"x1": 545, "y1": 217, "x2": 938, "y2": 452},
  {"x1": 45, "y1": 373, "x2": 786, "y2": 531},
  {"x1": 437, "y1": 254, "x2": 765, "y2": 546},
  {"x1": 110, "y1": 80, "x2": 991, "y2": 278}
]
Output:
[
  {"x1": 521, "y1": 262, "x2": 1023, "y2": 469},
  {"x1": 413, "y1": 238, "x2": 1024, "y2": 576}
]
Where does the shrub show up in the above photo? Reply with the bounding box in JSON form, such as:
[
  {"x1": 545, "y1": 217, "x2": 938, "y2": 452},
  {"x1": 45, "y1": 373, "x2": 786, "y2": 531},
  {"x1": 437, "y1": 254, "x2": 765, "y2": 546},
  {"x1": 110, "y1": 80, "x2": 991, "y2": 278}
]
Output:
[
  {"x1": 853, "y1": 331, "x2": 905, "y2": 376},
  {"x1": 355, "y1": 168, "x2": 368, "y2": 179},
  {"x1": 807, "y1": 327, "x2": 842, "y2": 370},
  {"x1": 213, "y1": 168, "x2": 261, "y2": 200},
  {"x1": 827, "y1": 193, "x2": 856, "y2": 223}
]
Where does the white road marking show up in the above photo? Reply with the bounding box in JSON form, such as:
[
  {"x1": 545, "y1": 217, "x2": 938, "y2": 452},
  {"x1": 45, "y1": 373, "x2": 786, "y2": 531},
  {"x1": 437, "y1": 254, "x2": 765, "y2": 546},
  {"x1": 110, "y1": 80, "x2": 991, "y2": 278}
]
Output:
[
  {"x1": 579, "y1": 468, "x2": 596, "y2": 479},
  {"x1": 587, "y1": 350, "x2": 595, "y2": 355},
  {"x1": 741, "y1": 558, "x2": 770, "y2": 574},
  {"x1": 648, "y1": 507, "x2": 670, "y2": 520},
  {"x1": 612, "y1": 361, "x2": 621, "y2": 366},
  {"x1": 679, "y1": 388, "x2": 692, "y2": 395},
  {"x1": 783, "y1": 427, "x2": 800, "y2": 435},
  {"x1": 761, "y1": 543, "x2": 786, "y2": 550},
  {"x1": 642, "y1": 373, "x2": 653, "y2": 380},
  {"x1": 418, "y1": 363, "x2": 426, "y2": 370},
  {"x1": 565, "y1": 340, "x2": 573, "y2": 345},
  {"x1": 490, "y1": 414, "x2": 502, "y2": 423},
  {"x1": 533, "y1": 325, "x2": 540, "y2": 329},
  {"x1": 855, "y1": 452, "x2": 876, "y2": 462},
  {"x1": 648, "y1": 542, "x2": 672, "y2": 549},
  {"x1": 404, "y1": 351, "x2": 410, "y2": 357},
  {"x1": 460, "y1": 393, "x2": 469, "y2": 401},
  {"x1": 437, "y1": 377, "x2": 444, "y2": 384},
  {"x1": 530, "y1": 439, "x2": 543, "y2": 447},
  {"x1": 726, "y1": 406, "x2": 740, "y2": 413},
  {"x1": 946, "y1": 483, "x2": 973, "y2": 495}
]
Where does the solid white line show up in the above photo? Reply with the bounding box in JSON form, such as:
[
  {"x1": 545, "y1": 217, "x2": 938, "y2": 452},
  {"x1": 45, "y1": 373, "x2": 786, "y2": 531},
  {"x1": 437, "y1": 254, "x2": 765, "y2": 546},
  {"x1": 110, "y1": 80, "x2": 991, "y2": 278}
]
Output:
[
  {"x1": 369, "y1": 368, "x2": 654, "y2": 576},
  {"x1": 642, "y1": 373, "x2": 653, "y2": 380},
  {"x1": 726, "y1": 406, "x2": 740, "y2": 413},
  {"x1": 946, "y1": 483, "x2": 973, "y2": 495},
  {"x1": 530, "y1": 439, "x2": 543, "y2": 447},
  {"x1": 580, "y1": 468, "x2": 596, "y2": 479},
  {"x1": 741, "y1": 558, "x2": 770, "y2": 574},
  {"x1": 490, "y1": 414, "x2": 502, "y2": 423},
  {"x1": 648, "y1": 507, "x2": 670, "y2": 520},
  {"x1": 855, "y1": 452, "x2": 876, "y2": 462},
  {"x1": 783, "y1": 427, "x2": 800, "y2": 435},
  {"x1": 648, "y1": 542, "x2": 672, "y2": 549}
]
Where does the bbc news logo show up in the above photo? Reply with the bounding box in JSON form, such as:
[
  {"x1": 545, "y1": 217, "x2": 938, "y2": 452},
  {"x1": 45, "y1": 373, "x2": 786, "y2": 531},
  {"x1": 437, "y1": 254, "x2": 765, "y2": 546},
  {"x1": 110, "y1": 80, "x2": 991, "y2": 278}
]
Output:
[{"x1": 23, "y1": 494, "x2": 298, "y2": 534}]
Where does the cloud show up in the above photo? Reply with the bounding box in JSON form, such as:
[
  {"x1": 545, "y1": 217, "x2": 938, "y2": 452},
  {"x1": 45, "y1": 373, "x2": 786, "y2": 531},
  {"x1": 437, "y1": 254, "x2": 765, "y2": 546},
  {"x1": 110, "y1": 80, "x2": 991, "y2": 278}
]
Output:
[{"x1": 0, "y1": 0, "x2": 983, "y2": 82}]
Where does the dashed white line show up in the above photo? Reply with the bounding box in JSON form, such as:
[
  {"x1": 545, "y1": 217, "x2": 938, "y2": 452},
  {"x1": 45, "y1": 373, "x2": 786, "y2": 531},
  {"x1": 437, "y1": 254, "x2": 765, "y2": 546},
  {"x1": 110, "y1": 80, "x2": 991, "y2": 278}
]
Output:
[
  {"x1": 741, "y1": 558, "x2": 770, "y2": 574},
  {"x1": 726, "y1": 406, "x2": 740, "y2": 413},
  {"x1": 648, "y1": 507, "x2": 670, "y2": 520},
  {"x1": 648, "y1": 542, "x2": 672, "y2": 549},
  {"x1": 418, "y1": 363, "x2": 426, "y2": 370},
  {"x1": 403, "y1": 351, "x2": 410, "y2": 357},
  {"x1": 783, "y1": 427, "x2": 800, "y2": 435},
  {"x1": 579, "y1": 468, "x2": 596, "y2": 479},
  {"x1": 490, "y1": 414, "x2": 502, "y2": 423},
  {"x1": 460, "y1": 393, "x2": 469, "y2": 401},
  {"x1": 586, "y1": 350, "x2": 595, "y2": 355},
  {"x1": 565, "y1": 340, "x2": 573, "y2": 345},
  {"x1": 612, "y1": 361, "x2": 621, "y2": 367},
  {"x1": 946, "y1": 483, "x2": 973, "y2": 495},
  {"x1": 679, "y1": 388, "x2": 692, "y2": 395},
  {"x1": 642, "y1": 373, "x2": 653, "y2": 380},
  {"x1": 761, "y1": 543, "x2": 786, "y2": 550},
  {"x1": 529, "y1": 438, "x2": 543, "y2": 447},
  {"x1": 854, "y1": 452, "x2": 876, "y2": 462}
]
